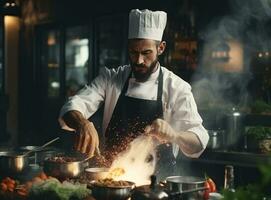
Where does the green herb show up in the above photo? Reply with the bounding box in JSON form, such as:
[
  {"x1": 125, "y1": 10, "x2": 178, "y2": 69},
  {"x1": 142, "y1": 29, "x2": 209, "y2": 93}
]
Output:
[
  {"x1": 250, "y1": 100, "x2": 271, "y2": 114},
  {"x1": 29, "y1": 178, "x2": 90, "y2": 200},
  {"x1": 222, "y1": 162, "x2": 271, "y2": 200},
  {"x1": 246, "y1": 126, "x2": 271, "y2": 140}
]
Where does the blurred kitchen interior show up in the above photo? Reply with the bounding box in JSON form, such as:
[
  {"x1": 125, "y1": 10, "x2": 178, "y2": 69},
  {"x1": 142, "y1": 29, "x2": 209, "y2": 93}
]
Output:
[{"x1": 0, "y1": 0, "x2": 271, "y2": 188}]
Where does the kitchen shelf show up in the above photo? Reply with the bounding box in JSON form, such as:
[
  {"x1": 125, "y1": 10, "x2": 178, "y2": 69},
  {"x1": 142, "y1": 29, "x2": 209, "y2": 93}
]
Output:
[
  {"x1": 180, "y1": 149, "x2": 271, "y2": 168},
  {"x1": 244, "y1": 114, "x2": 271, "y2": 126}
]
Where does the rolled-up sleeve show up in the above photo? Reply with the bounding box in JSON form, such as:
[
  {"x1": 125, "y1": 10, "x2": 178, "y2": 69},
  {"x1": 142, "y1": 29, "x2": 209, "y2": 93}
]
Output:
[
  {"x1": 59, "y1": 67, "x2": 109, "y2": 129},
  {"x1": 169, "y1": 84, "x2": 209, "y2": 158}
]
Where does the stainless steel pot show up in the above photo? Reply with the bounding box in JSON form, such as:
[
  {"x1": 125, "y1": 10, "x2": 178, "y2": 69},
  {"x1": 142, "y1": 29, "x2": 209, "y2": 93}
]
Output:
[
  {"x1": 43, "y1": 153, "x2": 89, "y2": 179},
  {"x1": 89, "y1": 180, "x2": 135, "y2": 200},
  {"x1": 207, "y1": 130, "x2": 225, "y2": 150},
  {"x1": 164, "y1": 176, "x2": 205, "y2": 192},
  {"x1": 132, "y1": 175, "x2": 207, "y2": 200},
  {"x1": 0, "y1": 151, "x2": 29, "y2": 174}
]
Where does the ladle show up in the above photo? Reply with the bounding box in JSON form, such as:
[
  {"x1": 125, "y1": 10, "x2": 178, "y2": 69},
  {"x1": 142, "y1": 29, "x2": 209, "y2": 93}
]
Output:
[{"x1": 23, "y1": 137, "x2": 60, "y2": 156}]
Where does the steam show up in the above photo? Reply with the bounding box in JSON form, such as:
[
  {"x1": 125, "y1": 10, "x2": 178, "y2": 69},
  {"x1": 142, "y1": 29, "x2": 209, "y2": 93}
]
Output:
[
  {"x1": 191, "y1": 0, "x2": 271, "y2": 113},
  {"x1": 109, "y1": 136, "x2": 158, "y2": 186}
]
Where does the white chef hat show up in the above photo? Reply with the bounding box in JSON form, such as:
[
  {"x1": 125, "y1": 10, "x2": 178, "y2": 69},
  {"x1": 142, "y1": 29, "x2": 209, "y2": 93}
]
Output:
[{"x1": 128, "y1": 9, "x2": 167, "y2": 41}]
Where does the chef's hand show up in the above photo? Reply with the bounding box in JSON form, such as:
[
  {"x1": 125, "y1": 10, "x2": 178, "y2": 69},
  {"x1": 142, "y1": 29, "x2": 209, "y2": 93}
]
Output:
[
  {"x1": 62, "y1": 110, "x2": 100, "y2": 157},
  {"x1": 145, "y1": 118, "x2": 177, "y2": 143},
  {"x1": 74, "y1": 120, "x2": 100, "y2": 157},
  {"x1": 145, "y1": 118, "x2": 204, "y2": 155}
]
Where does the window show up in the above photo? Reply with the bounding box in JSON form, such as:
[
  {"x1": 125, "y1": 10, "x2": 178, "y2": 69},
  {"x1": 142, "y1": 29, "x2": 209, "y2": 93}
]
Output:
[
  {"x1": 41, "y1": 30, "x2": 61, "y2": 98},
  {"x1": 65, "y1": 26, "x2": 89, "y2": 97},
  {"x1": 0, "y1": 20, "x2": 3, "y2": 93},
  {"x1": 96, "y1": 14, "x2": 127, "y2": 70}
]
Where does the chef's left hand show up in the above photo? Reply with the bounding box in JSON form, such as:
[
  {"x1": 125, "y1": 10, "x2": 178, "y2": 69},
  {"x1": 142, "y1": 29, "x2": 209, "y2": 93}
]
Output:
[{"x1": 145, "y1": 118, "x2": 177, "y2": 143}]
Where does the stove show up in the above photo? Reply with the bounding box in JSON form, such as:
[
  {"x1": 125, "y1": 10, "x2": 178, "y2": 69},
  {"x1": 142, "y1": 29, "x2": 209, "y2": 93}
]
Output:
[{"x1": 131, "y1": 186, "x2": 206, "y2": 200}]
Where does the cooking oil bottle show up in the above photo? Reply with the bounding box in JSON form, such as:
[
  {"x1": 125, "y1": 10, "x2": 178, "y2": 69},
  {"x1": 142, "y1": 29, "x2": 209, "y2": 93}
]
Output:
[{"x1": 224, "y1": 165, "x2": 235, "y2": 192}]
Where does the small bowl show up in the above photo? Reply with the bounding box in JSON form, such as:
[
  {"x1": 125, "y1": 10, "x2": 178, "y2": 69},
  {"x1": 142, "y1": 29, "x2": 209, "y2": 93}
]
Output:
[{"x1": 85, "y1": 167, "x2": 109, "y2": 180}]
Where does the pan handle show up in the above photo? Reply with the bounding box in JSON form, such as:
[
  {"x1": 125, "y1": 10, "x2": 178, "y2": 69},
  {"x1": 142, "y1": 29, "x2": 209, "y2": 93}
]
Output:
[
  {"x1": 159, "y1": 180, "x2": 166, "y2": 187},
  {"x1": 168, "y1": 186, "x2": 208, "y2": 197}
]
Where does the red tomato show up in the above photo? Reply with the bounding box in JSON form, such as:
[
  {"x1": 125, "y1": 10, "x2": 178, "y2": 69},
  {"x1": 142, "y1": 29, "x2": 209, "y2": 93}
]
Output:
[
  {"x1": 203, "y1": 177, "x2": 217, "y2": 199},
  {"x1": 206, "y1": 177, "x2": 216, "y2": 192}
]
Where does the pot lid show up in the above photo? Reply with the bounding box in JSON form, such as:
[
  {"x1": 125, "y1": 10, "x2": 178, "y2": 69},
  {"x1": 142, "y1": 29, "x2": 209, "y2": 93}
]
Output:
[
  {"x1": 166, "y1": 176, "x2": 205, "y2": 184},
  {"x1": 132, "y1": 175, "x2": 168, "y2": 200}
]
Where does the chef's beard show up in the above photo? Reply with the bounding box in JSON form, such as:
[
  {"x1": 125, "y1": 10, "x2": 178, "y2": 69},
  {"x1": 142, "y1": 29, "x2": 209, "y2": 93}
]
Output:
[{"x1": 131, "y1": 59, "x2": 158, "y2": 82}]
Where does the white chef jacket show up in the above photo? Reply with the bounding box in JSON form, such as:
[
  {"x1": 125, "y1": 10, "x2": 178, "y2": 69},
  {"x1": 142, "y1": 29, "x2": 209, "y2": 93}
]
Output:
[{"x1": 59, "y1": 65, "x2": 209, "y2": 158}]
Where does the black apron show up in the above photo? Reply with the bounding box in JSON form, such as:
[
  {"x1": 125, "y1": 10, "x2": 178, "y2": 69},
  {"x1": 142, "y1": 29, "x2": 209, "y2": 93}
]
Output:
[{"x1": 104, "y1": 67, "x2": 176, "y2": 180}]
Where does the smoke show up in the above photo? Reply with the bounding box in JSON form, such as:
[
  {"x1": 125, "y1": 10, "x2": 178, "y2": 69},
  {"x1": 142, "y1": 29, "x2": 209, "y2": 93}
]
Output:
[
  {"x1": 230, "y1": 0, "x2": 271, "y2": 51},
  {"x1": 230, "y1": 0, "x2": 271, "y2": 19},
  {"x1": 109, "y1": 135, "x2": 158, "y2": 186},
  {"x1": 191, "y1": 0, "x2": 271, "y2": 114}
]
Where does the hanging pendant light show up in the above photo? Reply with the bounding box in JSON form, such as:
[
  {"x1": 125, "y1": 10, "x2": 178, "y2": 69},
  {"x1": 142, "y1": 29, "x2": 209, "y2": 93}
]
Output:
[{"x1": 3, "y1": 0, "x2": 20, "y2": 17}]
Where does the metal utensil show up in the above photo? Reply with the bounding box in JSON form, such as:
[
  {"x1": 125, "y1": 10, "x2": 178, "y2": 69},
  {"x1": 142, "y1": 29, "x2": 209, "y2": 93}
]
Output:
[{"x1": 23, "y1": 137, "x2": 60, "y2": 156}]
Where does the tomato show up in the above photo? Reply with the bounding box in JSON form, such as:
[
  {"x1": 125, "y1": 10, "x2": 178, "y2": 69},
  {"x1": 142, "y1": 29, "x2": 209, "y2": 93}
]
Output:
[
  {"x1": 206, "y1": 177, "x2": 216, "y2": 192},
  {"x1": 203, "y1": 177, "x2": 217, "y2": 200}
]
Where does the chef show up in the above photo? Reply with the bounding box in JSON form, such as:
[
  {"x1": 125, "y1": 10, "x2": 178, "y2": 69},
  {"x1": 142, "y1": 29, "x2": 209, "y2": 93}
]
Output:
[{"x1": 59, "y1": 9, "x2": 209, "y2": 177}]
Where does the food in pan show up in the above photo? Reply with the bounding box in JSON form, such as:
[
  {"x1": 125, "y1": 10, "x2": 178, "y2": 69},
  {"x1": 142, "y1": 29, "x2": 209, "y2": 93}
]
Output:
[
  {"x1": 94, "y1": 178, "x2": 132, "y2": 188},
  {"x1": 47, "y1": 156, "x2": 80, "y2": 163}
]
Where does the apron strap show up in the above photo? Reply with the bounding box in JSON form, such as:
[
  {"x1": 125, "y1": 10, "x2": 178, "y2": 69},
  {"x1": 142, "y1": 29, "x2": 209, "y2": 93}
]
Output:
[{"x1": 157, "y1": 67, "x2": 163, "y2": 118}]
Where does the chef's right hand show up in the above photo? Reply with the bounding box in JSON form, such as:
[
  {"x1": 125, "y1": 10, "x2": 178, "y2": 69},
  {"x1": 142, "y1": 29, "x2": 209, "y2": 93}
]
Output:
[{"x1": 74, "y1": 120, "x2": 100, "y2": 157}]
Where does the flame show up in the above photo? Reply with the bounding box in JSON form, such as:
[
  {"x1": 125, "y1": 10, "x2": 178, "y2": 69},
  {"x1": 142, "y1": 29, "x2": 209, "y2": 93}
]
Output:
[
  {"x1": 108, "y1": 136, "x2": 158, "y2": 186},
  {"x1": 106, "y1": 167, "x2": 126, "y2": 179}
]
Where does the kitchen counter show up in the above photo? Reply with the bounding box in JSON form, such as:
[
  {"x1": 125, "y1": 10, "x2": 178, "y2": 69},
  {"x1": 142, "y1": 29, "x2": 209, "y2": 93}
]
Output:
[
  {"x1": 176, "y1": 149, "x2": 271, "y2": 188},
  {"x1": 180, "y1": 149, "x2": 271, "y2": 167}
]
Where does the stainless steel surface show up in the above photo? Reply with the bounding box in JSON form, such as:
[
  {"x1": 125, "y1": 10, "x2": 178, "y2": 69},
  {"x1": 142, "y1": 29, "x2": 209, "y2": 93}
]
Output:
[
  {"x1": 226, "y1": 108, "x2": 245, "y2": 150},
  {"x1": 0, "y1": 151, "x2": 29, "y2": 174},
  {"x1": 84, "y1": 167, "x2": 109, "y2": 180},
  {"x1": 89, "y1": 180, "x2": 135, "y2": 200},
  {"x1": 19, "y1": 146, "x2": 60, "y2": 165},
  {"x1": 23, "y1": 137, "x2": 59, "y2": 156},
  {"x1": 207, "y1": 130, "x2": 225, "y2": 150},
  {"x1": 164, "y1": 176, "x2": 205, "y2": 192},
  {"x1": 132, "y1": 175, "x2": 207, "y2": 200},
  {"x1": 19, "y1": 146, "x2": 43, "y2": 152},
  {"x1": 43, "y1": 153, "x2": 89, "y2": 179},
  {"x1": 131, "y1": 183, "x2": 169, "y2": 200}
]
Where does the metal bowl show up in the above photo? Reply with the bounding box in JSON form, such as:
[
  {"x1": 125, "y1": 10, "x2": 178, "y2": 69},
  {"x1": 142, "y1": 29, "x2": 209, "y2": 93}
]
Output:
[
  {"x1": 0, "y1": 151, "x2": 29, "y2": 174},
  {"x1": 43, "y1": 154, "x2": 89, "y2": 179},
  {"x1": 85, "y1": 167, "x2": 109, "y2": 180},
  {"x1": 89, "y1": 180, "x2": 135, "y2": 200}
]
